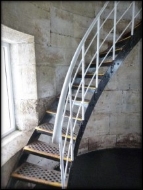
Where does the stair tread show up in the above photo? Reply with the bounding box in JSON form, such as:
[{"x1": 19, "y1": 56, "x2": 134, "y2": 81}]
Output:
[
  {"x1": 116, "y1": 36, "x2": 131, "y2": 44},
  {"x1": 24, "y1": 140, "x2": 72, "y2": 162},
  {"x1": 72, "y1": 84, "x2": 96, "y2": 90},
  {"x1": 46, "y1": 108, "x2": 82, "y2": 121},
  {"x1": 89, "y1": 60, "x2": 113, "y2": 67},
  {"x1": 35, "y1": 123, "x2": 79, "y2": 140},
  {"x1": 76, "y1": 73, "x2": 104, "y2": 79},
  {"x1": 100, "y1": 47, "x2": 122, "y2": 55},
  {"x1": 71, "y1": 96, "x2": 89, "y2": 104},
  {"x1": 57, "y1": 96, "x2": 89, "y2": 104},
  {"x1": 11, "y1": 162, "x2": 68, "y2": 188}
]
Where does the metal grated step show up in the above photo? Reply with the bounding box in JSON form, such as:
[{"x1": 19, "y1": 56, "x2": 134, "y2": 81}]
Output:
[
  {"x1": 24, "y1": 140, "x2": 72, "y2": 162},
  {"x1": 89, "y1": 60, "x2": 113, "y2": 68},
  {"x1": 11, "y1": 162, "x2": 68, "y2": 188},
  {"x1": 46, "y1": 108, "x2": 82, "y2": 121},
  {"x1": 72, "y1": 84, "x2": 96, "y2": 90},
  {"x1": 57, "y1": 96, "x2": 89, "y2": 106},
  {"x1": 99, "y1": 48, "x2": 122, "y2": 58},
  {"x1": 35, "y1": 123, "x2": 80, "y2": 140},
  {"x1": 76, "y1": 72, "x2": 104, "y2": 79}
]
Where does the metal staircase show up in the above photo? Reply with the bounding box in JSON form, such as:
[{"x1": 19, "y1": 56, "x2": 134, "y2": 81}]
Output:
[{"x1": 7, "y1": 1, "x2": 142, "y2": 189}]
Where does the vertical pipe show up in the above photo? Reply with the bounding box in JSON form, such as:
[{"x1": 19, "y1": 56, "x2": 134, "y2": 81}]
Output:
[
  {"x1": 69, "y1": 83, "x2": 73, "y2": 160},
  {"x1": 59, "y1": 140, "x2": 65, "y2": 188},
  {"x1": 96, "y1": 16, "x2": 100, "y2": 88},
  {"x1": 113, "y1": 1, "x2": 117, "y2": 60},
  {"x1": 82, "y1": 44, "x2": 85, "y2": 120},
  {"x1": 131, "y1": 1, "x2": 135, "y2": 35}
]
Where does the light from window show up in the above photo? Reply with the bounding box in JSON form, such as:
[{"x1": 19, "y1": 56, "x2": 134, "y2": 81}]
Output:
[{"x1": 1, "y1": 41, "x2": 15, "y2": 137}]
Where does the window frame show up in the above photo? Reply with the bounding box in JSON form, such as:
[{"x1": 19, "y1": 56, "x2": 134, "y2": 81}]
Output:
[{"x1": 1, "y1": 41, "x2": 15, "y2": 138}]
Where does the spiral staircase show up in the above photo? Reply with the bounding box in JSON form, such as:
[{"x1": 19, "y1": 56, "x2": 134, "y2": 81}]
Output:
[{"x1": 7, "y1": 1, "x2": 142, "y2": 189}]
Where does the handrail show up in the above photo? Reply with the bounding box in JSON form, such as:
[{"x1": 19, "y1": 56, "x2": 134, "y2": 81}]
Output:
[
  {"x1": 51, "y1": 1, "x2": 141, "y2": 188},
  {"x1": 52, "y1": 1, "x2": 109, "y2": 144}
]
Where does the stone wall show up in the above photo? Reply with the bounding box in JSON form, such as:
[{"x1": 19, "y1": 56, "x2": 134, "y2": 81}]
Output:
[
  {"x1": 1, "y1": 1, "x2": 142, "y2": 187},
  {"x1": 2, "y1": 1, "x2": 103, "y2": 122},
  {"x1": 79, "y1": 40, "x2": 142, "y2": 154}
]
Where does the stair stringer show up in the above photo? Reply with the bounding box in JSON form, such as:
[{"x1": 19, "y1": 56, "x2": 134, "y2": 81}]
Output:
[{"x1": 67, "y1": 22, "x2": 142, "y2": 188}]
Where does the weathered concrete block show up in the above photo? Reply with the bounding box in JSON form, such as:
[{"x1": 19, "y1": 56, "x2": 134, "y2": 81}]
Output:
[
  {"x1": 61, "y1": 1, "x2": 95, "y2": 18},
  {"x1": 116, "y1": 133, "x2": 141, "y2": 148},
  {"x1": 84, "y1": 113, "x2": 110, "y2": 137},
  {"x1": 109, "y1": 113, "x2": 141, "y2": 135},
  {"x1": 50, "y1": 1, "x2": 62, "y2": 9},
  {"x1": 13, "y1": 2, "x2": 50, "y2": 20},
  {"x1": 55, "y1": 65, "x2": 69, "y2": 94},
  {"x1": 18, "y1": 43, "x2": 36, "y2": 65},
  {"x1": 95, "y1": 90, "x2": 140, "y2": 114},
  {"x1": 36, "y1": 65, "x2": 56, "y2": 99},
  {"x1": 34, "y1": 19, "x2": 50, "y2": 45},
  {"x1": 88, "y1": 134, "x2": 116, "y2": 151},
  {"x1": 51, "y1": 7, "x2": 73, "y2": 36},
  {"x1": 14, "y1": 99, "x2": 38, "y2": 131},
  {"x1": 94, "y1": 91, "x2": 111, "y2": 113},
  {"x1": 78, "y1": 138, "x2": 88, "y2": 155},
  {"x1": 73, "y1": 14, "x2": 92, "y2": 39},
  {"x1": 51, "y1": 32, "x2": 78, "y2": 49},
  {"x1": 36, "y1": 97, "x2": 55, "y2": 122},
  {"x1": 121, "y1": 90, "x2": 141, "y2": 113},
  {"x1": 12, "y1": 65, "x2": 37, "y2": 100},
  {"x1": 35, "y1": 44, "x2": 64, "y2": 64},
  {"x1": 30, "y1": 1, "x2": 51, "y2": 12}
]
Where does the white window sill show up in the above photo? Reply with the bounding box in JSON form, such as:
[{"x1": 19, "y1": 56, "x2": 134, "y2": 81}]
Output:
[{"x1": 1, "y1": 129, "x2": 33, "y2": 166}]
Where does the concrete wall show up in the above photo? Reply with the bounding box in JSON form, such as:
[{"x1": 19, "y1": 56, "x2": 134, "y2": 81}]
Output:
[
  {"x1": 1, "y1": 1, "x2": 142, "y2": 187},
  {"x1": 79, "y1": 40, "x2": 142, "y2": 154},
  {"x1": 2, "y1": 1, "x2": 104, "y2": 120}
]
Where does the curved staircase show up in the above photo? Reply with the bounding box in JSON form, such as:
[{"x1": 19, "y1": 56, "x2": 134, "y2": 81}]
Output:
[{"x1": 7, "y1": 2, "x2": 142, "y2": 189}]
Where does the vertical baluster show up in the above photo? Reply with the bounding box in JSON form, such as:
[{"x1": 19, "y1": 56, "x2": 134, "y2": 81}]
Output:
[
  {"x1": 96, "y1": 16, "x2": 100, "y2": 89},
  {"x1": 131, "y1": 1, "x2": 135, "y2": 35},
  {"x1": 113, "y1": 1, "x2": 117, "y2": 60},
  {"x1": 69, "y1": 82, "x2": 73, "y2": 160},
  {"x1": 82, "y1": 44, "x2": 85, "y2": 120},
  {"x1": 59, "y1": 140, "x2": 65, "y2": 188}
]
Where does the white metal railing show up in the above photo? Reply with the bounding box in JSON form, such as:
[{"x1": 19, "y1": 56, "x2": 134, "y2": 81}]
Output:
[{"x1": 52, "y1": 1, "x2": 142, "y2": 188}]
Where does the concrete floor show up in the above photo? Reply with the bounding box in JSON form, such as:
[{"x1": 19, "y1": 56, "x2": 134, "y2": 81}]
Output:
[
  {"x1": 68, "y1": 148, "x2": 142, "y2": 189},
  {"x1": 34, "y1": 148, "x2": 142, "y2": 189}
]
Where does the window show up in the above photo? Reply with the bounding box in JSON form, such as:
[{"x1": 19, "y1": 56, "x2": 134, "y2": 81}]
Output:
[{"x1": 1, "y1": 41, "x2": 15, "y2": 137}]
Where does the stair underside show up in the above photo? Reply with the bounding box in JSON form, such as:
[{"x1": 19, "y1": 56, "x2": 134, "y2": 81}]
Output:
[
  {"x1": 24, "y1": 140, "x2": 72, "y2": 162},
  {"x1": 11, "y1": 162, "x2": 68, "y2": 188},
  {"x1": 35, "y1": 123, "x2": 79, "y2": 140},
  {"x1": 46, "y1": 108, "x2": 82, "y2": 121}
]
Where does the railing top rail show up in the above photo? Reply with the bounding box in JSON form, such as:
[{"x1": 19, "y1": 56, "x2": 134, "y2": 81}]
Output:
[{"x1": 52, "y1": 1, "x2": 109, "y2": 144}]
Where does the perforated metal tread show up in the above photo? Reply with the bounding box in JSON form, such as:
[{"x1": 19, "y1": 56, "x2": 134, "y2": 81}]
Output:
[
  {"x1": 99, "y1": 47, "x2": 122, "y2": 58},
  {"x1": 11, "y1": 162, "x2": 68, "y2": 188},
  {"x1": 24, "y1": 140, "x2": 72, "y2": 162},
  {"x1": 46, "y1": 108, "x2": 82, "y2": 121},
  {"x1": 57, "y1": 96, "x2": 89, "y2": 105},
  {"x1": 35, "y1": 123, "x2": 80, "y2": 140},
  {"x1": 90, "y1": 60, "x2": 113, "y2": 68},
  {"x1": 76, "y1": 73, "x2": 104, "y2": 79},
  {"x1": 72, "y1": 84, "x2": 96, "y2": 90}
]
